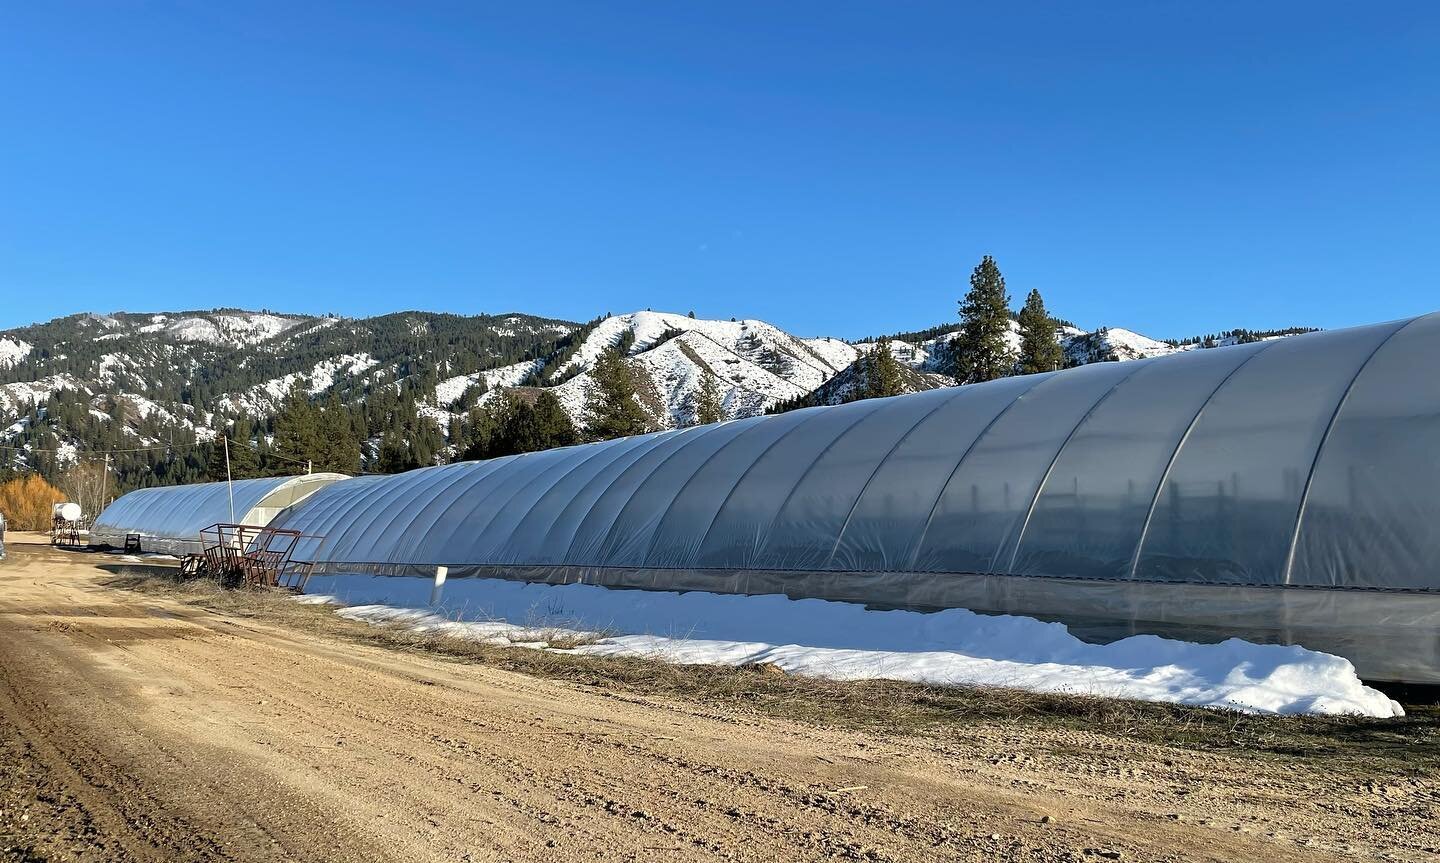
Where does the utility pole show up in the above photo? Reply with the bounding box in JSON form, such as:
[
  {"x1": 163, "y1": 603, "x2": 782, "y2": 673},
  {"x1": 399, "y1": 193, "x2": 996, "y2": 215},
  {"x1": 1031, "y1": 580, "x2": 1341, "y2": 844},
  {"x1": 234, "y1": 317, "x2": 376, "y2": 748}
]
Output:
[
  {"x1": 99, "y1": 452, "x2": 110, "y2": 513},
  {"x1": 224, "y1": 435, "x2": 235, "y2": 523}
]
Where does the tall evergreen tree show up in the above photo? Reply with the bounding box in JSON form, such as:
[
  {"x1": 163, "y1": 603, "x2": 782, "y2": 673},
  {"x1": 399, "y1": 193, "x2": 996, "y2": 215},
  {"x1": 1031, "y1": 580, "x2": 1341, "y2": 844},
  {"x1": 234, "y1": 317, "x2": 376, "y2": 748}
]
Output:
[
  {"x1": 229, "y1": 417, "x2": 262, "y2": 478},
  {"x1": 493, "y1": 392, "x2": 542, "y2": 457},
  {"x1": 530, "y1": 390, "x2": 579, "y2": 450},
  {"x1": 205, "y1": 436, "x2": 230, "y2": 483},
  {"x1": 207, "y1": 418, "x2": 260, "y2": 481},
  {"x1": 271, "y1": 382, "x2": 322, "y2": 472},
  {"x1": 585, "y1": 348, "x2": 651, "y2": 441},
  {"x1": 462, "y1": 401, "x2": 503, "y2": 461},
  {"x1": 462, "y1": 390, "x2": 578, "y2": 460},
  {"x1": 377, "y1": 430, "x2": 420, "y2": 474},
  {"x1": 1016, "y1": 288, "x2": 1064, "y2": 375},
  {"x1": 315, "y1": 392, "x2": 362, "y2": 474},
  {"x1": 856, "y1": 337, "x2": 905, "y2": 401},
  {"x1": 694, "y1": 369, "x2": 724, "y2": 425},
  {"x1": 952, "y1": 255, "x2": 1015, "y2": 383}
]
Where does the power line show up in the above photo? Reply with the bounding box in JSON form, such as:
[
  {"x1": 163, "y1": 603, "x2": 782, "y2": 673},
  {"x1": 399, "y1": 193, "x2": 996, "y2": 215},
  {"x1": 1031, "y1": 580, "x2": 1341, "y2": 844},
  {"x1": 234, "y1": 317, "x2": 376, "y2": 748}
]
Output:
[
  {"x1": 0, "y1": 432, "x2": 318, "y2": 468},
  {"x1": 0, "y1": 439, "x2": 207, "y2": 456}
]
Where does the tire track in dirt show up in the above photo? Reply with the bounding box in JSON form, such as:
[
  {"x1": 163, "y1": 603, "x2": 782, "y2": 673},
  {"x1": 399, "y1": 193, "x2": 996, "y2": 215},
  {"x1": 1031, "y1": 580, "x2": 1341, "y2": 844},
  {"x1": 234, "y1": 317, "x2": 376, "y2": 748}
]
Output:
[{"x1": 4, "y1": 535, "x2": 1434, "y2": 862}]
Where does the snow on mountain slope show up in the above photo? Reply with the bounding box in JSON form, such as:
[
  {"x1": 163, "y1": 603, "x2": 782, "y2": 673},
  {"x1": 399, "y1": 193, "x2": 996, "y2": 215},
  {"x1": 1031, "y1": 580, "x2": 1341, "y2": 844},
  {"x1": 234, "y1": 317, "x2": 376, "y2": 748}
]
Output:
[
  {"x1": 1063, "y1": 326, "x2": 1182, "y2": 365},
  {"x1": 870, "y1": 319, "x2": 1183, "y2": 375},
  {"x1": 0, "y1": 374, "x2": 90, "y2": 416},
  {"x1": 555, "y1": 311, "x2": 854, "y2": 384},
  {"x1": 536, "y1": 311, "x2": 867, "y2": 429},
  {"x1": 0, "y1": 337, "x2": 31, "y2": 369},
  {"x1": 215, "y1": 354, "x2": 379, "y2": 414},
  {"x1": 103, "y1": 394, "x2": 216, "y2": 443},
  {"x1": 434, "y1": 359, "x2": 546, "y2": 407},
  {"x1": 801, "y1": 336, "x2": 861, "y2": 371},
  {"x1": 139, "y1": 312, "x2": 306, "y2": 347},
  {"x1": 550, "y1": 328, "x2": 816, "y2": 428},
  {"x1": 544, "y1": 314, "x2": 857, "y2": 429},
  {"x1": 809, "y1": 357, "x2": 954, "y2": 408}
]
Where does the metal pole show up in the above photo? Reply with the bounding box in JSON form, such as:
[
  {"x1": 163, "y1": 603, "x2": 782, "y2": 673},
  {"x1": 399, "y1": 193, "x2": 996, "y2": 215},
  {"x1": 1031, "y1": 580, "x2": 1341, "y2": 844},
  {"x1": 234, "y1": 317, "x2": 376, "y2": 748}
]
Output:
[
  {"x1": 99, "y1": 453, "x2": 110, "y2": 514},
  {"x1": 430, "y1": 565, "x2": 448, "y2": 607},
  {"x1": 224, "y1": 435, "x2": 235, "y2": 523}
]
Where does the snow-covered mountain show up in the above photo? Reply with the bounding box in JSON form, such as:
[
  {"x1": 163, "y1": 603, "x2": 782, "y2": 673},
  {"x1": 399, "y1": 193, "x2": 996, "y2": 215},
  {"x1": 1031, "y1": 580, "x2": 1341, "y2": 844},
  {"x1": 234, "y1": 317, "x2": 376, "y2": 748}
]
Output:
[
  {"x1": 541, "y1": 311, "x2": 863, "y2": 427},
  {"x1": 0, "y1": 306, "x2": 1314, "y2": 480},
  {"x1": 0, "y1": 309, "x2": 576, "y2": 474}
]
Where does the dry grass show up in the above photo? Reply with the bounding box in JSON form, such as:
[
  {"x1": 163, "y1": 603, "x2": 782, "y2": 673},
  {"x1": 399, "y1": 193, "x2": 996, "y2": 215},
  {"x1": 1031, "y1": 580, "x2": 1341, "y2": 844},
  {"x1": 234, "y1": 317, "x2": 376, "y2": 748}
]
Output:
[{"x1": 105, "y1": 571, "x2": 1440, "y2": 777}]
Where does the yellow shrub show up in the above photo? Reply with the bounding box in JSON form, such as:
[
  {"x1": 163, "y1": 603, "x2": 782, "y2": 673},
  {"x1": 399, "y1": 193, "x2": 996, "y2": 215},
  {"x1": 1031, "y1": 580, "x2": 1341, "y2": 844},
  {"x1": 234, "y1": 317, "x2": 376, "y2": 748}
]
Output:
[{"x1": 0, "y1": 474, "x2": 67, "y2": 531}]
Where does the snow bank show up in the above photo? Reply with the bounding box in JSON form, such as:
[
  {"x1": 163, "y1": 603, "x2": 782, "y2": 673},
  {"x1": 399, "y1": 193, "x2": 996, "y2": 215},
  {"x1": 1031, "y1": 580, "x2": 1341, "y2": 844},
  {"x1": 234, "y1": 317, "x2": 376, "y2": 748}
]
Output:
[{"x1": 299, "y1": 574, "x2": 1402, "y2": 718}]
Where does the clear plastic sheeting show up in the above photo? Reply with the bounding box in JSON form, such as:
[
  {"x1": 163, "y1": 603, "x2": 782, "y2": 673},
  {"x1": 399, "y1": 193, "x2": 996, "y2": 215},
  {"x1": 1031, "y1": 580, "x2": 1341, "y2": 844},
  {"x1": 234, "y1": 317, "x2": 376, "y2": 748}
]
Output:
[
  {"x1": 90, "y1": 473, "x2": 347, "y2": 555},
  {"x1": 262, "y1": 314, "x2": 1440, "y2": 682}
]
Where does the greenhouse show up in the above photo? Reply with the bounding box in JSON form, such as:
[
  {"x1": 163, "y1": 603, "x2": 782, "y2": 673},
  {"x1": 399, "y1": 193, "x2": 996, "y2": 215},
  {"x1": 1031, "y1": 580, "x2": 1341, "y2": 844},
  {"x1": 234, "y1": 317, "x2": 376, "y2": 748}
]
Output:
[
  {"x1": 262, "y1": 313, "x2": 1440, "y2": 682},
  {"x1": 91, "y1": 473, "x2": 347, "y2": 556}
]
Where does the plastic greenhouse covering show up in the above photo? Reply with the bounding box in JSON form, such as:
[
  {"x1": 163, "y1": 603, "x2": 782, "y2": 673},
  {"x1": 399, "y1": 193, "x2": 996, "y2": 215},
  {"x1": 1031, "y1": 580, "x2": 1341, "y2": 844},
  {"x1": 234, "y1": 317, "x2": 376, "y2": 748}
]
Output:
[
  {"x1": 91, "y1": 473, "x2": 347, "y2": 555},
  {"x1": 274, "y1": 315, "x2": 1440, "y2": 681}
]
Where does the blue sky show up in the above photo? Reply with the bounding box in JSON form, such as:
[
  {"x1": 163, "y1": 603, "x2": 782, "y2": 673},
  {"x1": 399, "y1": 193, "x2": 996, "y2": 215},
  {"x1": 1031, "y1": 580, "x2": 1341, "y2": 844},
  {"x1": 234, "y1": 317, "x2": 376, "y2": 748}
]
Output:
[{"x1": 2, "y1": 2, "x2": 1437, "y2": 339}]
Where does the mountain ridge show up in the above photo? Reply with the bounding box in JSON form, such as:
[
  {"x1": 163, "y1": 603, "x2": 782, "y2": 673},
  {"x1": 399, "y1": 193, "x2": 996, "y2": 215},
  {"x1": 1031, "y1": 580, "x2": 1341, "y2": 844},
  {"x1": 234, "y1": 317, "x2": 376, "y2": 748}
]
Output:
[{"x1": 0, "y1": 306, "x2": 1316, "y2": 492}]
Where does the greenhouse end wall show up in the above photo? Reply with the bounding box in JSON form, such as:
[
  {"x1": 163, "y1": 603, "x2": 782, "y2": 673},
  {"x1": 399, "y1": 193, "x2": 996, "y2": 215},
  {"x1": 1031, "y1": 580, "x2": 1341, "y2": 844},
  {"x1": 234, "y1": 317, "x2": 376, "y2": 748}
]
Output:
[
  {"x1": 91, "y1": 473, "x2": 347, "y2": 556},
  {"x1": 258, "y1": 312, "x2": 1440, "y2": 682}
]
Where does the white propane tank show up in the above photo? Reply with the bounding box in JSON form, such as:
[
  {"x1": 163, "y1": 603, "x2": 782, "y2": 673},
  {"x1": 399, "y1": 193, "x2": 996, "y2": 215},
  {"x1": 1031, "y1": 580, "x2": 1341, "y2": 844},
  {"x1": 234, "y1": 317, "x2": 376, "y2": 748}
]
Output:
[{"x1": 53, "y1": 502, "x2": 83, "y2": 523}]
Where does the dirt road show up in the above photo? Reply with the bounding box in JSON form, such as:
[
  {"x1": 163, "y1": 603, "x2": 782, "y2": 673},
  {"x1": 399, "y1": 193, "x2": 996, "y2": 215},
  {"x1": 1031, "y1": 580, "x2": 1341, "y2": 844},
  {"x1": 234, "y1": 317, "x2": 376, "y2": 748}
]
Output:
[{"x1": 1, "y1": 534, "x2": 1436, "y2": 862}]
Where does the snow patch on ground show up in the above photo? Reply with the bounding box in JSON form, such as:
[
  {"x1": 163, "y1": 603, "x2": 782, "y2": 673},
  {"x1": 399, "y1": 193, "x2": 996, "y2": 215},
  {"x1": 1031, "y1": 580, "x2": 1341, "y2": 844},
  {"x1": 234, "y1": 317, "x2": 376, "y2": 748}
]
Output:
[
  {"x1": 299, "y1": 574, "x2": 1401, "y2": 718},
  {"x1": 434, "y1": 359, "x2": 545, "y2": 407},
  {"x1": 97, "y1": 353, "x2": 136, "y2": 385},
  {"x1": 1093, "y1": 327, "x2": 1179, "y2": 361},
  {"x1": 215, "y1": 354, "x2": 377, "y2": 414},
  {"x1": 800, "y1": 337, "x2": 860, "y2": 371},
  {"x1": 161, "y1": 313, "x2": 305, "y2": 347},
  {"x1": 0, "y1": 374, "x2": 88, "y2": 417},
  {"x1": 0, "y1": 337, "x2": 32, "y2": 369}
]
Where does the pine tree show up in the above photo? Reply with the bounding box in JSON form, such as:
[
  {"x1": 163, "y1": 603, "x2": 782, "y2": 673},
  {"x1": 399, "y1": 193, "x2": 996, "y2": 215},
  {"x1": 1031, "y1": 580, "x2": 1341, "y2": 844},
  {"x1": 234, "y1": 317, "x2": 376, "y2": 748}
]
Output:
[
  {"x1": 377, "y1": 430, "x2": 418, "y2": 474},
  {"x1": 857, "y1": 337, "x2": 905, "y2": 400},
  {"x1": 953, "y1": 255, "x2": 1015, "y2": 383},
  {"x1": 207, "y1": 418, "x2": 260, "y2": 481},
  {"x1": 272, "y1": 382, "x2": 322, "y2": 472},
  {"x1": 206, "y1": 437, "x2": 231, "y2": 482},
  {"x1": 462, "y1": 402, "x2": 502, "y2": 461},
  {"x1": 694, "y1": 368, "x2": 724, "y2": 425},
  {"x1": 1016, "y1": 288, "x2": 1064, "y2": 375},
  {"x1": 315, "y1": 392, "x2": 362, "y2": 474},
  {"x1": 585, "y1": 348, "x2": 652, "y2": 441},
  {"x1": 530, "y1": 390, "x2": 579, "y2": 450},
  {"x1": 229, "y1": 417, "x2": 262, "y2": 478},
  {"x1": 462, "y1": 390, "x2": 578, "y2": 460},
  {"x1": 496, "y1": 392, "x2": 540, "y2": 456}
]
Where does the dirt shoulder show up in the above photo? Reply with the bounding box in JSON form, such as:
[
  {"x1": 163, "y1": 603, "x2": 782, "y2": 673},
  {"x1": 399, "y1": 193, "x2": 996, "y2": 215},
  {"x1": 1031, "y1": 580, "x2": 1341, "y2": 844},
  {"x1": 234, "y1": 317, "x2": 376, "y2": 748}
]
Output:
[{"x1": 1, "y1": 533, "x2": 1436, "y2": 862}]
